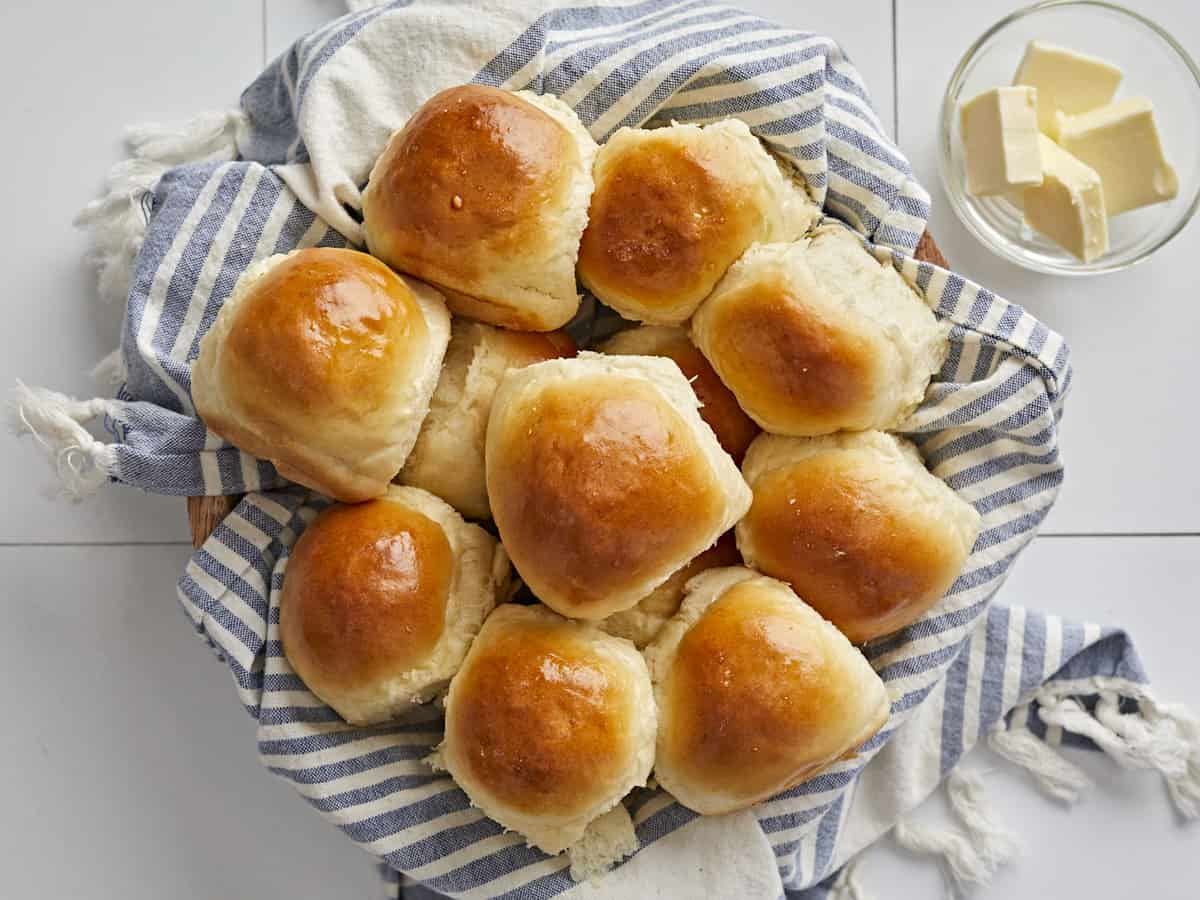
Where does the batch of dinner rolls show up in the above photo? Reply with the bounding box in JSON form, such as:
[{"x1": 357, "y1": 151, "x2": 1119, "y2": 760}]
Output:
[{"x1": 192, "y1": 84, "x2": 981, "y2": 879}]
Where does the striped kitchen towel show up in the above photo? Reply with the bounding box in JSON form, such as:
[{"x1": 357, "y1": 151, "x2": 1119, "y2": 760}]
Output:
[{"x1": 11, "y1": 2, "x2": 1198, "y2": 898}]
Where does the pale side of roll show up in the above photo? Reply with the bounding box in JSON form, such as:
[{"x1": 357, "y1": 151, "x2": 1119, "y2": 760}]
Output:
[
  {"x1": 398, "y1": 320, "x2": 575, "y2": 519},
  {"x1": 599, "y1": 531, "x2": 741, "y2": 649}
]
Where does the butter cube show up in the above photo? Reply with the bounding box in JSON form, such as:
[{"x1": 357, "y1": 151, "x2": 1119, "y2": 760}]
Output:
[
  {"x1": 1056, "y1": 97, "x2": 1179, "y2": 215},
  {"x1": 1013, "y1": 41, "x2": 1123, "y2": 136},
  {"x1": 1022, "y1": 135, "x2": 1108, "y2": 262},
  {"x1": 960, "y1": 87, "x2": 1043, "y2": 196}
]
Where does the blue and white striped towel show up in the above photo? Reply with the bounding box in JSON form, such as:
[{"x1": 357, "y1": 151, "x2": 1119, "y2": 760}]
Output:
[{"x1": 13, "y1": 2, "x2": 1198, "y2": 898}]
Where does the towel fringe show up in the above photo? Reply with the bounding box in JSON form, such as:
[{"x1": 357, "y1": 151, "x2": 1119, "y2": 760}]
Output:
[
  {"x1": 944, "y1": 768, "x2": 1021, "y2": 872},
  {"x1": 990, "y1": 684, "x2": 1200, "y2": 820},
  {"x1": 890, "y1": 769, "x2": 1016, "y2": 895},
  {"x1": 829, "y1": 856, "x2": 873, "y2": 900},
  {"x1": 74, "y1": 108, "x2": 245, "y2": 304},
  {"x1": 121, "y1": 108, "x2": 246, "y2": 166},
  {"x1": 19, "y1": 108, "x2": 245, "y2": 498},
  {"x1": 986, "y1": 718, "x2": 1092, "y2": 804},
  {"x1": 892, "y1": 820, "x2": 985, "y2": 894},
  {"x1": 90, "y1": 347, "x2": 128, "y2": 391},
  {"x1": 1038, "y1": 684, "x2": 1200, "y2": 819},
  {"x1": 8, "y1": 381, "x2": 120, "y2": 499},
  {"x1": 1145, "y1": 699, "x2": 1200, "y2": 819}
]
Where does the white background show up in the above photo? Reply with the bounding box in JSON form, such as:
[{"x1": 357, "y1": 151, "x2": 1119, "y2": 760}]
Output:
[{"x1": 0, "y1": 1, "x2": 1196, "y2": 897}]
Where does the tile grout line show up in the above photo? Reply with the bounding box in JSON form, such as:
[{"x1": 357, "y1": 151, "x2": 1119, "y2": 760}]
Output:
[
  {"x1": 886, "y1": 8, "x2": 1187, "y2": 545},
  {"x1": 10, "y1": 0, "x2": 1199, "y2": 559},
  {"x1": 1, "y1": 534, "x2": 1197, "y2": 550},
  {"x1": 1037, "y1": 532, "x2": 1200, "y2": 539},
  {"x1": 891, "y1": 0, "x2": 899, "y2": 142},
  {"x1": 0, "y1": 541, "x2": 194, "y2": 549}
]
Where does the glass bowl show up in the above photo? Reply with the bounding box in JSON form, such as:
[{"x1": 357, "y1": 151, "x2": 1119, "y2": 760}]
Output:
[{"x1": 938, "y1": 0, "x2": 1200, "y2": 275}]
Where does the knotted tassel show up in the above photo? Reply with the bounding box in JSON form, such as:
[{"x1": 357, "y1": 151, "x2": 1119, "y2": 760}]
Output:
[
  {"x1": 8, "y1": 382, "x2": 120, "y2": 498},
  {"x1": 75, "y1": 108, "x2": 245, "y2": 304}
]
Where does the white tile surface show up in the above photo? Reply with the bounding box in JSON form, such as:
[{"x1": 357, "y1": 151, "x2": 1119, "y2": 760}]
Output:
[
  {"x1": 857, "y1": 534, "x2": 1200, "y2": 899},
  {"x1": 0, "y1": 545, "x2": 379, "y2": 900},
  {"x1": 896, "y1": 0, "x2": 1200, "y2": 535},
  {"x1": 995, "y1": 535, "x2": 1197, "y2": 703},
  {"x1": 0, "y1": 1, "x2": 263, "y2": 544},
  {"x1": 266, "y1": 0, "x2": 347, "y2": 60},
  {"x1": 5, "y1": 2, "x2": 1198, "y2": 898},
  {"x1": 4, "y1": 537, "x2": 1194, "y2": 899}
]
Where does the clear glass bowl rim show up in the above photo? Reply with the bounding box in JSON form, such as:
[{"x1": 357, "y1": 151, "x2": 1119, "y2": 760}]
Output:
[{"x1": 936, "y1": 0, "x2": 1200, "y2": 276}]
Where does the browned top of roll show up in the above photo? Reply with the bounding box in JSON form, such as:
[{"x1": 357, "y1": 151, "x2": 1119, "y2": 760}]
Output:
[
  {"x1": 578, "y1": 134, "x2": 759, "y2": 319},
  {"x1": 365, "y1": 85, "x2": 578, "y2": 284},
  {"x1": 220, "y1": 247, "x2": 428, "y2": 425},
  {"x1": 279, "y1": 499, "x2": 453, "y2": 692},
  {"x1": 702, "y1": 277, "x2": 879, "y2": 427},
  {"x1": 487, "y1": 374, "x2": 725, "y2": 616},
  {"x1": 444, "y1": 609, "x2": 638, "y2": 816},
  {"x1": 659, "y1": 579, "x2": 882, "y2": 804},
  {"x1": 742, "y1": 450, "x2": 969, "y2": 643}
]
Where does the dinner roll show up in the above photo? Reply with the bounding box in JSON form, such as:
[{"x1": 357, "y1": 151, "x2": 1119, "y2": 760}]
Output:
[
  {"x1": 691, "y1": 224, "x2": 946, "y2": 436},
  {"x1": 599, "y1": 326, "x2": 759, "y2": 464},
  {"x1": 361, "y1": 85, "x2": 597, "y2": 331},
  {"x1": 279, "y1": 486, "x2": 509, "y2": 725},
  {"x1": 577, "y1": 119, "x2": 818, "y2": 325},
  {"x1": 645, "y1": 567, "x2": 889, "y2": 815},
  {"x1": 192, "y1": 247, "x2": 450, "y2": 502},
  {"x1": 600, "y1": 531, "x2": 741, "y2": 648},
  {"x1": 486, "y1": 352, "x2": 751, "y2": 619},
  {"x1": 737, "y1": 431, "x2": 981, "y2": 644},
  {"x1": 431, "y1": 604, "x2": 655, "y2": 858},
  {"x1": 398, "y1": 320, "x2": 576, "y2": 519}
]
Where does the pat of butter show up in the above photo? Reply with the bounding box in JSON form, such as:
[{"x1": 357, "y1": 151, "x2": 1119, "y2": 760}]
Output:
[
  {"x1": 1022, "y1": 135, "x2": 1108, "y2": 262},
  {"x1": 1056, "y1": 97, "x2": 1179, "y2": 215},
  {"x1": 960, "y1": 87, "x2": 1043, "y2": 196},
  {"x1": 1013, "y1": 41, "x2": 1123, "y2": 137}
]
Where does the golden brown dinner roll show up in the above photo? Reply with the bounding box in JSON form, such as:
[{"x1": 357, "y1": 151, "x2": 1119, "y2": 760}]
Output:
[
  {"x1": 192, "y1": 247, "x2": 450, "y2": 502},
  {"x1": 279, "y1": 486, "x2": 509, "y2": 725},
  {"x1": 645, "y1": 567, "x2": 889, "y2": 815},
  {"x1": 599, "y1": 325, "x2": 759, "y2": 464},
  {"x1": 691, "y1": 225, "x2": 946, "y2": 437},
  {"x1": 486, "y1": 352, "x2": 752, "y2": 620},
  {"x1": 737, "y1": 431, "x2": 981, "y2": 644},
  {"x1": 398, "y1": 320, "x2": 576, "y2": 519},
  {"x1": 361, "y1": 85, "x2": 597, "y2": 331},
  {"x1": 431, "y1": 603, "x2": 655, "y2": 859},
  {"x1": 577, "y1": 119, "x2": 818, "y2": 325},
  {"x1": 600, "y1": 531, "x2": 741, "y2": 648}
]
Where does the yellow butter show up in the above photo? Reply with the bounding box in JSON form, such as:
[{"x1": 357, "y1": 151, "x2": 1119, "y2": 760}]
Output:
[
  {"x1": 1013, "y1": 40, "x2": 1122, "y2": 137},
  {"x1": 1055, "y1": 97, "x2": 1179, "y2": 215},
  {"x1": 960, "y1": 87, "x2": 1043, "y2": 196},
  {"x1": 1022, "y1": 135, "x2": 1108, "y2": 262}
]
